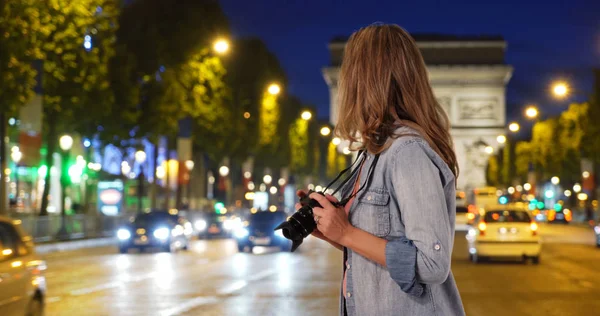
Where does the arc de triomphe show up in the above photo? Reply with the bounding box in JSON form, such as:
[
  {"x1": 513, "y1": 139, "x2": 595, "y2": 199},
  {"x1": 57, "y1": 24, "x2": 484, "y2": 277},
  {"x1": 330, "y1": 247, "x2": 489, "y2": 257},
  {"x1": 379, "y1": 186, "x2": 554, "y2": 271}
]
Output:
[{"x1": 323, "y1": 34, "x2": 513, "y2": 190}]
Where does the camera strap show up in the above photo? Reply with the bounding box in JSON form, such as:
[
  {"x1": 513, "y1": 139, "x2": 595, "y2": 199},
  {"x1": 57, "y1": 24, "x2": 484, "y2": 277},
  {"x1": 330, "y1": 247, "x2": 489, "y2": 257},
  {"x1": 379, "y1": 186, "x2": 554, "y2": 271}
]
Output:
[
  {"x1": 323, "y1": 150, "x2": 366, "y2": 194},
  {"x1": 337, "y1": 153, "x2": 381, "y2": 207}
]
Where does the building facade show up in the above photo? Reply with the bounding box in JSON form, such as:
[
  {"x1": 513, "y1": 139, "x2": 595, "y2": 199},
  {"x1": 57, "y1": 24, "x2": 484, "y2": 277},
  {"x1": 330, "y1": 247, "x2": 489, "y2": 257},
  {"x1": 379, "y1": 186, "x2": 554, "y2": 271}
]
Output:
[{"x1": 323, "y1": 34, "x2": 513, "y2": 190}]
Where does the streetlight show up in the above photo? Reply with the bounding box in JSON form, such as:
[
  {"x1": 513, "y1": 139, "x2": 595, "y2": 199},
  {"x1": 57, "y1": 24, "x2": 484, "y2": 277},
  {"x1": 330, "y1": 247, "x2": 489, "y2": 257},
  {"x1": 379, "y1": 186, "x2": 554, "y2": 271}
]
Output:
[
  {"x1": 496, "y1": 135, "x2": 506, "y2": 144},
  {"x1": 573, "y1": 183, "x2": 582, "y2": 193},
  {"x1": 525, "y1": 106, "x2": 539, "y2": 120},
  {"x1": 301, "y1": 111, "x2": 312, "y2": 121},
  {"x1": 332, "y1": 137, "x2": 341, "y2": 146},
  {"x1": 213, "y1": 39, "x2": 229, "y2": 54},
  {"x1": 582, "y1": 171, "x2": 590, "y2": 179},
  {"x1": 320, "y1": 126, "x2": 331, "y2": 136},
  {"x1": 263, "y1": 174, "x2": 272, "y2": 185},
  {"x1": 551, "y1": 176, "x2": 560, "y2": 185},
  {"x1": 267, "y1": 83, "x2": 281, "y2": 96},
  {"x1": 508, "y1": 122, "x2": 520, "y2": 133},
  {"x1": 551, "y1": 81, "x2": 569, "y2": 99},
  {"x1": 484, "y1": 146, "x2": 494, "y2": 154},
  {"x1": 219, "y1": 166, "x2": 230, "y2": 177},
  {"x1": 57, "y1": 134, "x2": 73, "y2": 239},
  {"x1": 342, "y1": 147, "x2": 351, "y2": 155},
  {"x1": 185, "y1": 160, "x2": 194, "y2": 208},
  {"x1": 523, "y1": 183, "x2": 532, "y2": 191},
  {"x1": 135, "y1": 150, "x2": 147, "y2": 213},
  {"x1": 564, "y1": 190, "x2": 572, "y2": 197}
]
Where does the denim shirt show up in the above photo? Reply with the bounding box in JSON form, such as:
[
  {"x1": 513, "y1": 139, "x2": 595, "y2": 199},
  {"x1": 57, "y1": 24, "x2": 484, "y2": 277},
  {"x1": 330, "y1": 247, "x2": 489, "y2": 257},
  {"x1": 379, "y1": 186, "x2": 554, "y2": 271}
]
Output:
[{"x1": 339, "y1": 127, "x2": 465, "y2": 316}]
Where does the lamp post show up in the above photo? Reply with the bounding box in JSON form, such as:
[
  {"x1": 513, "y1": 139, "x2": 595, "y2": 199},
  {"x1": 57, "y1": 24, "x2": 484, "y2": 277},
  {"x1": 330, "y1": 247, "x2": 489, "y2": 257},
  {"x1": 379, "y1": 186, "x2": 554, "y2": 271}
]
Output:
[
  {"x1": 57, "y1": 135, "x2": 73, "y2": 239},
  {"x1": 135, "y1": 150, "x2": 147, "y2": 213},
  {"x1": 525, "y1": 105, "x2": 539, "y2": 120},
  {"x1": 185, "y1": 160, "x2": 194, "y2": 209},
  {"x1": 11, "y1": 148, "x2": 22, "y2": 208},
  {"x1": 551, "y1": 81, "x2": 569, "y2": 99},
  {"x1": 218, "y1": 165, "x2": 230, "y2": 205}
]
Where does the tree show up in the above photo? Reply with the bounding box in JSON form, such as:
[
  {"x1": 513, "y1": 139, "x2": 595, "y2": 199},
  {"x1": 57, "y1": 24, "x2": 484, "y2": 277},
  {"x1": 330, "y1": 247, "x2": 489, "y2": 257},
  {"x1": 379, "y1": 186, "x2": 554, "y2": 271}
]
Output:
[
  {"x1": 38, "y1": 0, "x2": 120, "y2": 215},
  {"x1": 530, "y1": 118, "x2": 562, "y2": 179},
  {"x1": 486, "y1": 155, "x2": 499, "y2": 186},
  {"x1": 113, "y1": 0, "x2": 231, "y2": 207},
  {"x1": 224, "y1": 38, "x2": 287, "y2": 167},
  {"x1": 514, "y1": 141, "x2": 532, "y2": 183},
  {"x1": 0, "y1": 0, "x2": 44, "y2": 213}
]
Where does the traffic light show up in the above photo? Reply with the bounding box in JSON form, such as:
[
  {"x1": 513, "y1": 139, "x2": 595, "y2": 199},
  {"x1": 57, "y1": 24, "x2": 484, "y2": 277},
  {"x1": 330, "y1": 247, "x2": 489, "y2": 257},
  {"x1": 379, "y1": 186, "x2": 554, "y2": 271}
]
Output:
[
  {"x1": 214, "y1": 202, "x2": 225, "y2": 214},
  {"x1": 554, "y1": 203, "x2": 563, "y2": 212},
  {"x1": 498, "y1": 195, "x2": 509, "y2": 205}
]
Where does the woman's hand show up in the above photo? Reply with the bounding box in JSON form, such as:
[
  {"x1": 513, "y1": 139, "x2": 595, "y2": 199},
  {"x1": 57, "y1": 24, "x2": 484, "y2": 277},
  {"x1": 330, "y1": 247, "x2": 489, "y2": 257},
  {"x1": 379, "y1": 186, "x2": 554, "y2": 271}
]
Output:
[
  {"x1": 309, "y1": 192, "x2": 354, "y2": 245},
  {"x1": 295, "y1": 191, "x2": 343, "y2": 250}
]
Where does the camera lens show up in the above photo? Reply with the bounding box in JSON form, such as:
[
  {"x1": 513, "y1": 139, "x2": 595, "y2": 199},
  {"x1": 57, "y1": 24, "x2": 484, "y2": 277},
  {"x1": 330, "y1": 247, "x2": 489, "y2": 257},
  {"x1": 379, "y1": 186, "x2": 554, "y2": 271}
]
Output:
[{"x1": 274, "y1": 195, "x2": 321, "y2": 252}]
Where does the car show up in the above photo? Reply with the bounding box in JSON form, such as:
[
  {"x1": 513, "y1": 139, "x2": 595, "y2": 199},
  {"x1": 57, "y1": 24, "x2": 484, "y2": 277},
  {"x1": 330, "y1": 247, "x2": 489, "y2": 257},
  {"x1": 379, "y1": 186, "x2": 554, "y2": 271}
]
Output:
[
  {"x1": 233, "y1": 210, "x2": 292, "y2": 253},
  {"x1": 466, "y1": 206, "x2": 541, "y2": 264},
  {"x1": 547, "y1": 208, "x2": 572, "y2": 224},
  {"x1": 117, "y1": 210, "x2": 193, "y2": 253},
  {"x1": 0, "y1": 216, "x2": 46, "y2": 316},
  {"x1": 194, "y1": 213, "x2": 235, "y2": 239}
]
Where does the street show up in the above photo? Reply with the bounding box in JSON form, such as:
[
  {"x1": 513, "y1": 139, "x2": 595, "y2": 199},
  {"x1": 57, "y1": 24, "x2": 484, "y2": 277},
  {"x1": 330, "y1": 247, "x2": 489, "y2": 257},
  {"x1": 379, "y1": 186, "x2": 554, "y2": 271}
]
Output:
[{"x1": 43, "y1": 224, "x2": 600, "y2": 316}]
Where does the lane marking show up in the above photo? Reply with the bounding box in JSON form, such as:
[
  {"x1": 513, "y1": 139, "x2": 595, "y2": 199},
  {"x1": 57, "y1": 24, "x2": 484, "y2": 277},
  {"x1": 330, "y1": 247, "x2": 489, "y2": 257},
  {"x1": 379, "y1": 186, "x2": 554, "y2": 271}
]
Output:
[
  {"x1": 70, "y1": 272, "x2": 157, "y2": 296},
  {"x1": 160, "y1": 260, "x2": 291, "y2": 315},
  {"x1": 47, "y1": 296, "x2": 61, "y2": 304},
  {"x1": 159, "y1": 296, "x2": 219, "y2": 316},
  {"x1": 217, "y1": 280, "x2": 248, "y2": 295}
]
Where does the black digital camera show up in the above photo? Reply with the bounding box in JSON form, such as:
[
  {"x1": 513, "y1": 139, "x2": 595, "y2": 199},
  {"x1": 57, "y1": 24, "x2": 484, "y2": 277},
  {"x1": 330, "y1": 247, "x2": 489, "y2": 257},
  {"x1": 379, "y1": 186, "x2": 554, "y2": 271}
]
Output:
[{"x1": 274, "y1": 190, "x2": 340, "y2": 252}]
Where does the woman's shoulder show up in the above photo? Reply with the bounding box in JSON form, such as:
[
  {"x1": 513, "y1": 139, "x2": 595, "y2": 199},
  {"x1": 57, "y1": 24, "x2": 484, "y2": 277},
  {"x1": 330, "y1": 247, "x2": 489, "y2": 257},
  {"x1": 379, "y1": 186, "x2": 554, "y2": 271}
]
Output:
[{"x1": 383, "y1": 126, "x2": 455, "y2": 185}]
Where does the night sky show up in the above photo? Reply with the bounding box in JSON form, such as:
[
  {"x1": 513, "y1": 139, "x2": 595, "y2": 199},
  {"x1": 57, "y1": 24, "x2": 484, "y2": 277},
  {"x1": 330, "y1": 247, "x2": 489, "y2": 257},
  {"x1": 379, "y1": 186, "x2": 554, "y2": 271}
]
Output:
[{"x1": 220, "y1": 0, "x2": 600, "y2": 124}]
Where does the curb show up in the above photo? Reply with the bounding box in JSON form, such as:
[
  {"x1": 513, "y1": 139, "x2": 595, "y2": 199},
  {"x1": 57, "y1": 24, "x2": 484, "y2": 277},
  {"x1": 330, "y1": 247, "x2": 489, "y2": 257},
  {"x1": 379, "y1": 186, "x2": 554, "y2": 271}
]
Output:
[{"x1": 35, "y1": 237, "x2": 117, "y2": 254}]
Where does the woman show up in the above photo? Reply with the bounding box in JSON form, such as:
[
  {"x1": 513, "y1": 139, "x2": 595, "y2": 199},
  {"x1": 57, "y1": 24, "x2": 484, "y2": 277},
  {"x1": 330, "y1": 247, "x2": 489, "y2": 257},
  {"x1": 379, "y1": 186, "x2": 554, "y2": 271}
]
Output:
[{"x1": 302, "y1": 24, "x2": 465, "y2": 315}]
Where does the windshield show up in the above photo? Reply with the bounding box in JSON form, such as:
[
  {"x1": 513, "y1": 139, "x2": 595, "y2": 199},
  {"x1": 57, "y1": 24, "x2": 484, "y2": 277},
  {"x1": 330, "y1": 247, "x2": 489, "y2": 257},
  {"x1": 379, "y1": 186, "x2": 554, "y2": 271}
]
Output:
[
  {"x1": 134, "y1": 212, "x2": 177, "y2": 225},
  {"x1": 250, "y1": 211, "x2": 286, "y2": 223},
  {"x1": 484, "y1": 210, "x2": 531, "y2": 223}
]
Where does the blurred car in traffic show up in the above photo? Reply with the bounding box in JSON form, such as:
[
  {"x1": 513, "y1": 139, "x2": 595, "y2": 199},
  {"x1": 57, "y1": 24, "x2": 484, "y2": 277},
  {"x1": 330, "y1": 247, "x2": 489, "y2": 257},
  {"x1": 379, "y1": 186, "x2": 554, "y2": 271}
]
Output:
[
  {"x1": 547, "y1": 208, "x2": 572, "y2": 224},
  {"x1": 195, "y1": 213, "x2": 238, "y2": 239},
  {"x1": 0, "y1": 216, "x2": 46, "y2": 316},
  {"x1": 117, "y1": 210, "x2": 193, "y2": 253},
  {"x1": 466, "y1": 206, "x2": 541, "y2": 264},
  {"x1": 234, "y1": 210, "x2": 292, "y2": 252}
]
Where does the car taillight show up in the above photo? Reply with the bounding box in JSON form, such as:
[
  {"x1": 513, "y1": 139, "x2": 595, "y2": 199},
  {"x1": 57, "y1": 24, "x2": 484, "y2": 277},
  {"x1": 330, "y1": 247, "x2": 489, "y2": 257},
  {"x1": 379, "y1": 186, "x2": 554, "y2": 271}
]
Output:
[
  {"x1": 478, "y1": 221, "x2": 486, "y2": 236},
  {"x1": 468, "y1": 205, "x2": 477, "y2": 213},
  {"x1": 530, "y1": 221, "x2": 538, "y2": 236}
]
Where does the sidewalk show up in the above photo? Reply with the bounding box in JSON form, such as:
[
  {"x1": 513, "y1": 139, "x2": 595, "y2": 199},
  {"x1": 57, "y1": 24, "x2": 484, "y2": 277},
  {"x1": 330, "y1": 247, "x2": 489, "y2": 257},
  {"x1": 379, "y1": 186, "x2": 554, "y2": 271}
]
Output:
[{"x1": 35, "y1": 237, "x2": 117, "y2": 254}]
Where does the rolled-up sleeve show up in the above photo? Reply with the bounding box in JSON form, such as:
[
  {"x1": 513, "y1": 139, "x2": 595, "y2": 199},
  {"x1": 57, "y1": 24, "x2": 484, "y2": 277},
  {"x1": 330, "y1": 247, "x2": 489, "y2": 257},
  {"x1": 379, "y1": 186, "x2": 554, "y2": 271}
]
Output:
[{"x1": 385, "y1": 141, "x2": 453, "y2": 293}]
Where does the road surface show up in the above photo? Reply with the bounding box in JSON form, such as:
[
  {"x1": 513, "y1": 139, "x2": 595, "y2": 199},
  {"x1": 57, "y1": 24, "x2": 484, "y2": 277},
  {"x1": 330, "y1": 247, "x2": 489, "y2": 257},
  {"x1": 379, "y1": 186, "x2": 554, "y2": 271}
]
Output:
[{"x1": 42, "y1": 223, "x2": 600, "y2": 315}]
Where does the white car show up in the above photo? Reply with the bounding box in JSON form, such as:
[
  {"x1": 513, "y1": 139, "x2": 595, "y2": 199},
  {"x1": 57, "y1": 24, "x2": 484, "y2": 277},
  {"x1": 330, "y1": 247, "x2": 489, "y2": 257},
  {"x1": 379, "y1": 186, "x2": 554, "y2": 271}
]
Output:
[
  {"x1": 466, "y1": 206, "x2": 541, "y2": 264},
  {"x1": 0, "y1": 216, "x2": 46, "y2": 316}
]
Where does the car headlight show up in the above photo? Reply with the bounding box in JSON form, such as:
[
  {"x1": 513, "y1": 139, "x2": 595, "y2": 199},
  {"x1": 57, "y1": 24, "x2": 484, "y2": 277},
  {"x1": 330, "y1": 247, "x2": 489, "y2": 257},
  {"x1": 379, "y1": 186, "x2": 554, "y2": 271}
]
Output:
[
  {"x1": 153, "y1": 227, "x2": 170, "y2": 240},
  {"x1": 274, "y1": 230, "x2": 285, "y2": 238},
  {"x1": 195, "y1": 220, "x2": 207, "y2": 231},
  {"x1": 223, "y1": 219, "x2": 234, "y2": 230},
  {"x1": 233, "y1": 228, "x2": 249, "y2": 239},
  {"x1": 117, "y1": 229, "x2": 131, "y2": 240}
]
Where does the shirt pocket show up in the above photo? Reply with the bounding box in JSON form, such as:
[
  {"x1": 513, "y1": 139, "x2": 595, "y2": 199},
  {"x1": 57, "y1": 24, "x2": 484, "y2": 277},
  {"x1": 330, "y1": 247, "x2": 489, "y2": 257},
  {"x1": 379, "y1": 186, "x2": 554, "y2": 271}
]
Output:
[{"x1": 353, "y1": 189, "x2": 391, "y2": 237}]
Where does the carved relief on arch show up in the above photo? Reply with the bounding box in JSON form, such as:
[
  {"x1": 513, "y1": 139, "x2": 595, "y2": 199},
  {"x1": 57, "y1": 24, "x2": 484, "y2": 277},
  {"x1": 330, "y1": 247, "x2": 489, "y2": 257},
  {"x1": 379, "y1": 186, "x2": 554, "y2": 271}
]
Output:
[{"x1": 457, "y1": 97, "x2": 499, "y2": 120}]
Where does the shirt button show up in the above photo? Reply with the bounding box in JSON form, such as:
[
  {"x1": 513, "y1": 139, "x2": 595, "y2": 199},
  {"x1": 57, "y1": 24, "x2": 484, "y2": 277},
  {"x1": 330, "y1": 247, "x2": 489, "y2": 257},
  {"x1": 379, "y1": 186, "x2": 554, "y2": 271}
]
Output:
[
  {"x1": 346, "y1": 292, "x2": 352, "y2": 298},
  {"x1": 346, "y1": 263, "x2": 350, "y2": 270},
  {"x1": 434, "y1": 243, "x2": 441, "y2": 251},
  {"x1": 367, "y1": 196, "x2": 372, "y2": 201}
]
